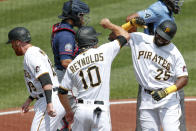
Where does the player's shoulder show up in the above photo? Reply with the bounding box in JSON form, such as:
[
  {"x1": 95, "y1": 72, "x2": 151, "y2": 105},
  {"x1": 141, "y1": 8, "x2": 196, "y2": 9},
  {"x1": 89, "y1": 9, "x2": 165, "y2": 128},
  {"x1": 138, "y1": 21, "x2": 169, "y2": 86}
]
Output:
[
  {"x1": 149, "y1": 1, "x2": 168, "y2": 13},
  {"x1": 130, "y1": 32, "x2": 153, "y2": 44},
  {"x1": 168, "y1": 42, "x2": 182, "y2": 54},
  {"x1": 99, "y1": 40, "x2": 120, "y2": 49},
  {"x1": 25, "y1": 46, "x2": 45, "y2": 58},
  {"x1": 131, "y1": 32, "x2": 150, "y2": 39},
  {"x1": 56, "y1": 30, "x2": 75, "y2": 38}
]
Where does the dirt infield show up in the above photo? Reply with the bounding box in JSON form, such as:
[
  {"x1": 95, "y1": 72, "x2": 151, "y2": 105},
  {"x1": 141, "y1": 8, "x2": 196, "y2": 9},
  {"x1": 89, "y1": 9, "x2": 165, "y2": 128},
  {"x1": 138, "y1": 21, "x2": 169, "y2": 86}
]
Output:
[{"x1": 0, "y1": 99, "x2": 196, "y2": 131}]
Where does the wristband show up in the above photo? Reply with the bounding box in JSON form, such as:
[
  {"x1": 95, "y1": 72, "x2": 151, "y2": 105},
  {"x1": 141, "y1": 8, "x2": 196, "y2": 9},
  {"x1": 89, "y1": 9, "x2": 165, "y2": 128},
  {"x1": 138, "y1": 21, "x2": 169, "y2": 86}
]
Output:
[
  {"x1": 116, "y1": 35, "x2": 127, "y2": 47},
  {"x1": 44, "y1": 90, "x2": 52, "y2": 104},
  {"x1": 164, "y1": 85, "x2": 177, "y2": 95}
]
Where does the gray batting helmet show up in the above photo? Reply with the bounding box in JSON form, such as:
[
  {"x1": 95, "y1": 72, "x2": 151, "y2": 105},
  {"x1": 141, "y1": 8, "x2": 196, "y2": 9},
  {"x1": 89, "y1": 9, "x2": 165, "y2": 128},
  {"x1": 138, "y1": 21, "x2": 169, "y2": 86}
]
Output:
[
  {"x1": 162, "y1": 0, "x2": 184, "y2": 14},
  {"x1": 155, "y1": 20, "x2": 177, "y2": 41},
  {"x1": 75, "y1": 26, "x2": 101, "y2": 49},
  {"x1": 7, "y1": 27, "x2": 31, "y2": 44}
]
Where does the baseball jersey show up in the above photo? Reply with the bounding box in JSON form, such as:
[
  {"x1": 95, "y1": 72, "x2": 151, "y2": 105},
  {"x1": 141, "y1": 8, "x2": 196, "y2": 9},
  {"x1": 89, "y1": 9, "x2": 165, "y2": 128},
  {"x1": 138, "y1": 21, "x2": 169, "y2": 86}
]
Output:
[
  {"x1": 23, "y1": 46, "x2": 59, "y2": 98},
  {"x1": 60, "y1": 40, "x2": 120, "y2": 102},
  {"x1": 51, "y1": 22, "x2": 78, "y2": 70},
  {"x1": 128, "y1": 32, "x2": 188, "y2": 90},
  {"x1": 138, "y1": 0, "x2": 174, "y2": 35}
]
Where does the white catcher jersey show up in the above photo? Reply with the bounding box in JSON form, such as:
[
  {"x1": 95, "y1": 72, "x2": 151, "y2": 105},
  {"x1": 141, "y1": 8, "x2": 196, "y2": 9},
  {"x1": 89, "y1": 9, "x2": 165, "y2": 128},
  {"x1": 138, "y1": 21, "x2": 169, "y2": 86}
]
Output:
[
  {"x1": 61, "y1": 40, "x2": 120, "y2": 102},
  {"x1": 23, "y1": 46, "x2": 59, "y2": 98},
  {"x1": 128, "y1": 32, "x2": 188, "y2": 90}
]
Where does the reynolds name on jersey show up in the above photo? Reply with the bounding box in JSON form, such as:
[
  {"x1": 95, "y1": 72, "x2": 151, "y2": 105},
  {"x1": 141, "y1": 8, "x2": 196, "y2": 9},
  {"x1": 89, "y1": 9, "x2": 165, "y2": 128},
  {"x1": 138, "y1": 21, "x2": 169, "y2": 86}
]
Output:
[{"x1": 69, "y1": 52, "x2": 104, "y2": 73}]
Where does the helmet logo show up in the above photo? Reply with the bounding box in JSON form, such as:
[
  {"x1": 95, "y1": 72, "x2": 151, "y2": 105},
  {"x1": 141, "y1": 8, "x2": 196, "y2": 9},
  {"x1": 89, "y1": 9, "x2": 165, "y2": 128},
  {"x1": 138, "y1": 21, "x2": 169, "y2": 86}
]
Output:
[{"x1": 165, "y1": 27, "x2": 170, "y2": 33}]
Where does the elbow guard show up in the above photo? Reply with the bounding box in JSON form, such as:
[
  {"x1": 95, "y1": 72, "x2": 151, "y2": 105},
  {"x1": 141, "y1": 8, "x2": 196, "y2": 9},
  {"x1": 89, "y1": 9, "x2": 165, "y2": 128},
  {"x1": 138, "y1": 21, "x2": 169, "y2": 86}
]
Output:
[{"x1": 38, "y1": 73, "x2": 52, "y2": 87}]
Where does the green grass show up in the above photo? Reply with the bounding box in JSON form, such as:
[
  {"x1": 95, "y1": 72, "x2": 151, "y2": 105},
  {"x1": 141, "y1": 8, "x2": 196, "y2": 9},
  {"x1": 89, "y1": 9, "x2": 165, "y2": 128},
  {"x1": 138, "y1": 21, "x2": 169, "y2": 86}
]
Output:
[{"x1": 0, "y1": 0, "x2": 196, "y2": 109}]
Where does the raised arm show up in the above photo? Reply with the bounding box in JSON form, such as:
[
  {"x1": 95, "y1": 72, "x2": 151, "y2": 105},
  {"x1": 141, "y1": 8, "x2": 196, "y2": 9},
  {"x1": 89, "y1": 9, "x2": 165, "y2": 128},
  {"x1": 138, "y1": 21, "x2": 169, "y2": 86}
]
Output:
[{"x1": 100, "y1": 18, "x2": 130, "y2": 42}]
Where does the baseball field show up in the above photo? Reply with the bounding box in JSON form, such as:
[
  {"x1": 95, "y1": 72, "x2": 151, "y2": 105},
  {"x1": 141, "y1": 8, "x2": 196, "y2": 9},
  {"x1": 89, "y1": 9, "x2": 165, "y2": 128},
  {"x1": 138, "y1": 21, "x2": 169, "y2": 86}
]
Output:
[{"x1": 0, "y1": 0, "x2": 196, "y2": 130}]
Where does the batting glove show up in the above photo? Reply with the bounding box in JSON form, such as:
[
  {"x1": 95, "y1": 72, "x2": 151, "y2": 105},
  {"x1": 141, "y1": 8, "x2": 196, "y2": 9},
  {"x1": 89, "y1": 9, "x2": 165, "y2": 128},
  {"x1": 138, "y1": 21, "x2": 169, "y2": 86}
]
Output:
[
  {"x1": 121, "y1": 17, "x2": 147, "y2": 31},
  {"x1": 151, "y1": 89, "x2": 168, "y2": 101},
  {"x1": 131, "y1": 17, "x2": 147, "y2": 28}
]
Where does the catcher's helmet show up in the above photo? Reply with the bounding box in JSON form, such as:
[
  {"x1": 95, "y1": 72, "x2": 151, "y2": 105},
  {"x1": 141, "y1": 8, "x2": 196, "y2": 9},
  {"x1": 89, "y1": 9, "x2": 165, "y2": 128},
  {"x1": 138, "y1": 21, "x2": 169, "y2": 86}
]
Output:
[
  {"x1": 76, "y1": 26, "x2": 100, "y2": 49},
  {"x1": 155, "y1": 20, "x2": 177, "y2": 41},
  {"x1": 58, "y1": 0, "x2": 89, "y2": 26},
  {"x1": 7, "y1": 27, "x2": 31, "y2": 44},
  {"x1": 162, "y1": 0, "x2": 184, "y2": 14}
]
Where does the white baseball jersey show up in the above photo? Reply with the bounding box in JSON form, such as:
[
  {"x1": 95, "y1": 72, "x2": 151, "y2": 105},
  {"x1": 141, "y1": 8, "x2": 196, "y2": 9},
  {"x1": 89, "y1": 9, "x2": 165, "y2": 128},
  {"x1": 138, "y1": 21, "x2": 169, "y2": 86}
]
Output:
[
  {"x1": 60, "y1": 40, "x2": 120, "y2": 131},
  {"x1": 128, "y1": 32, "x2": 188, "y2": 108},
  {"x1": 128, "y1": 32, "x2": 188, "y2": 130},
  {"x1": 128, "y1": 32, "x2": 188, "y2": 90},
  {"x1": 23, "y1": 46, "x2": 65, "y2": 131},
  {"x1": 61, "y1": 40, "x2": 120, "y2": 102},
  {"x1": 24, "y1": 46, "x2": 59, "y2": 97}
]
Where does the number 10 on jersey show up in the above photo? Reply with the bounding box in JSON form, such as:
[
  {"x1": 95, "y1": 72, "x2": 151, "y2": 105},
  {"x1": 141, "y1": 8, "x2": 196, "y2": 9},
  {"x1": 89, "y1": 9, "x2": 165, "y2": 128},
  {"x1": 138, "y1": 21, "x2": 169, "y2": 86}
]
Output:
[{"x1": 79, "y1": 66, "x2": 101, "y2": 89}]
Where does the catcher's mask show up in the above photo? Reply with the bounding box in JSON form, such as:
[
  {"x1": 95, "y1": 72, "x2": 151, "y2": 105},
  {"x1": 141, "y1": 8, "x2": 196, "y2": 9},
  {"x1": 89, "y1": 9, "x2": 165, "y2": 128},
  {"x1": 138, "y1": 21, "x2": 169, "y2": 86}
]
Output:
[
  {"x1": 58, "y1": 0, "x2": 90, "y2": 27},
  {"x1": 154, "y1": 20, "x2": 177, "y2": 47},
  {"x1": 75, "y1": 26, "x2": 101, "y2": 49},
  {"x1": 7, "y1": 27, "x2": 31, "y2": 44},
  {"x1": 162, "y1": 0, "x2": 184, "y2": 14}
]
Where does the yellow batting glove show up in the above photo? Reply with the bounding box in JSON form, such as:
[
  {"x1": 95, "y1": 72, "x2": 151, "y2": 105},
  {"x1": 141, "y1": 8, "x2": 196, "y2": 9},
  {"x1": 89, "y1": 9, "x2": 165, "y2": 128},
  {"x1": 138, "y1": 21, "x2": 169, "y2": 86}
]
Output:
[
  {"x1": 121, "y1": 17, "x2": 147, "y2": 31},
  {"x1": 151, "y1": 85, "x2": 177, "y2": 101}
]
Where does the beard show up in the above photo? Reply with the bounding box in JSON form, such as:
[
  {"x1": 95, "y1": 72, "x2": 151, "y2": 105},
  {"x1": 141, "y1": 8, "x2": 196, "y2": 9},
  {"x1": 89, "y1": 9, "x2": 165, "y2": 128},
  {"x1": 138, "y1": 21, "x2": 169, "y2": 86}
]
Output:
[{"x1": 14, "y1": 47, "x2": 24, "y2": 56}]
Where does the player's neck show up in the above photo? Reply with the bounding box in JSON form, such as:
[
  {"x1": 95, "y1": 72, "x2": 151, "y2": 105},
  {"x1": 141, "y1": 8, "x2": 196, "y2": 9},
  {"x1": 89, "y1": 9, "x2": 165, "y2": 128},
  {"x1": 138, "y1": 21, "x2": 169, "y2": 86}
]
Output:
[{"x1": 23, "y1": 44, "x2": 33, "y2": 54}]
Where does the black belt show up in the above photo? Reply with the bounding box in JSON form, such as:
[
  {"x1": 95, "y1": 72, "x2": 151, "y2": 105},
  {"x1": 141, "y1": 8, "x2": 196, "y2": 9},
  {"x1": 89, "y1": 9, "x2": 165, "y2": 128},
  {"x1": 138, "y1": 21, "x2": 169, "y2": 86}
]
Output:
[
  {"x1": 77, "y1": 99, "x2": 104, "y2": 105},
  {"x1": 53, "y1": 87, "x2": 58, "y2": 92},
  {"x1": 35, "y1": 93, "x2": 44, "y2": 100},
  {"x1": 144, "y1": 88, "x2": 162, "y2": 95},
  {"x1": 36, "y1": 87, "x2": 58, "y2": 100},
  {"x1": 144, "y1": 89, "x2": 153, "y2": 95},
  {"x1": 57, "y1": 67, "x2": 64, "y2": 71}
]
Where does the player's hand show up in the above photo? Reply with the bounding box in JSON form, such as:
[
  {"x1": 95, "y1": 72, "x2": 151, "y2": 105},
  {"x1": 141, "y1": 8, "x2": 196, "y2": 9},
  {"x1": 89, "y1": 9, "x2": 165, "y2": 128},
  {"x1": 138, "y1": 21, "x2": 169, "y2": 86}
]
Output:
[
  {"x1": 21, "y1": 98, "x2": 32, "y2": 113},
  {"x1": 65, "y1": 111, "x2": 74, "y2": 123},
  {"x1": 130, "y1": 17, "x2": 147, "y2": 28},
  {"x1": 100, "y1": 18, "x2": 111, "y2": 29},
  {"x1": 151, "y1": 89, "x2": 167, "y2": 101},
  {"x1": 47, "y1": 103, "x2": 57, "y2": 117}
]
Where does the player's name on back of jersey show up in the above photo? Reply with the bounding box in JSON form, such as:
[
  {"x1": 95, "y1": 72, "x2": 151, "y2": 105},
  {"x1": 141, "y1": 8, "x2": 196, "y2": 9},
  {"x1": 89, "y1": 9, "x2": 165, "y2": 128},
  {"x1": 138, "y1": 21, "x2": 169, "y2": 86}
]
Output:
[
  {"x1": 138, "y1": 50, "x2": 171, "y2": 70},
  {"x1": 69, "y1": 52, "x2": 104, "y2": 73}
]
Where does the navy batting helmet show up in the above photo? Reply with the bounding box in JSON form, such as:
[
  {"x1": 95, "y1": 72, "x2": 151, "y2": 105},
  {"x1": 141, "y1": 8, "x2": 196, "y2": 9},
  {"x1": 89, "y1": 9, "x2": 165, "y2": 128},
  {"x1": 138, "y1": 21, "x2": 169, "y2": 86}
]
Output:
[
  {"x1": 7, "y1": 27, "x2": 31, "y2": 44},
  {"x1": 58, "y1": 0, "x2": 89, "y2": 19},
  {"x1": 162, "y1": 0, "x2": 184, "y2": 14},
  {"x1": 155, "y1": 20, "x2": 177, "y2": 41},
  {"x1": 76, "y1": 26, "x2": 101, "y2": 49}
]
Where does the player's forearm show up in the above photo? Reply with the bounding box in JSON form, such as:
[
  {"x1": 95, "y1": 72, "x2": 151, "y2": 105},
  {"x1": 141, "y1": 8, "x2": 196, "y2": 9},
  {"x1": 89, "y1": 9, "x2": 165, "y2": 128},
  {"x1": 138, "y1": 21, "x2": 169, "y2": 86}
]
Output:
[
  {"x1": 58, "y1": 94, "x2": 72, "y2": 113},
  {"x1": 126, "y1": 13, "x2": 139, "y2": 22},
  {"x1": 164, "y1": 76, "x2": 188, "y2": 95},
  {"x1": 61, "y1": 59, "x2": 72, "y2": 69},
  {"x1": 125, "y1": 13, "x2": 139, "y2": 32},
  {"x1": 175, "y1": 76, "x2": 188, "y2": 90},
  {"x1": 100, "y1": 18, "x2": 130, "y2": 41},
  {"x1": 43, "y1": 84, "x2": 53, "y2": 104}
]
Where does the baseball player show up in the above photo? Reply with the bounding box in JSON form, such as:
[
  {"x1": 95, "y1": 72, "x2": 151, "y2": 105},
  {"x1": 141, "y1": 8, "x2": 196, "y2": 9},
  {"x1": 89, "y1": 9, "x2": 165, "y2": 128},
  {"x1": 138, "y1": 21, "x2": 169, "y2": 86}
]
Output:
[
  {"x1": 124, "y1": 20, "x2": 188, "y2": 130},
  {"x1": 7, "y1": 27, "x2": 65, "y2": 131},
  {"x1": 124, "y1": 0, "x2": 186, "y2": 130},
  {"x1": 58, "y1": 18, "x2": 130, "y2": 131},
  {"x1": 51, "y1": 0, "x2": 90, "y2": 130}
]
